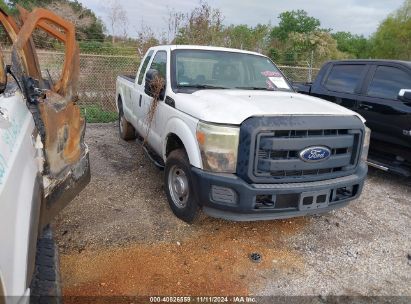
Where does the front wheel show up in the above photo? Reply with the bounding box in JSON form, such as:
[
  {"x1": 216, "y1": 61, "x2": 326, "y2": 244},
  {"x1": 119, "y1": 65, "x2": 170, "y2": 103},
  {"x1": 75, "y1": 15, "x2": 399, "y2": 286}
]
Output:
[{"x1": 164, "y1": 149, "x2": 199, "y2": 223}]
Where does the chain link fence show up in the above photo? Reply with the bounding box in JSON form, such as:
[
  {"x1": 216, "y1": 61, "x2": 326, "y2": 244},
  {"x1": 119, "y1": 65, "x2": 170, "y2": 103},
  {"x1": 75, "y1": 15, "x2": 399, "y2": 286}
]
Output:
[
  {"x1": 278, "y1": 65, "x2": 320, "y2": 83},
  {"x1": 2, "y1": 49, "x2": 319, "y2": 121}
]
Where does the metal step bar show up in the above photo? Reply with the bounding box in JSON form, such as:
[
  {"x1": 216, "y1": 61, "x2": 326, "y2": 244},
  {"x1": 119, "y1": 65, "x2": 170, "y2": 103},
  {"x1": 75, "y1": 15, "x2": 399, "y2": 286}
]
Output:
[
  {"x1": 135, "y1": 135, "x2": 165, "y2": 170},
  {"x1": 367, "y1": 158, "x2": 411, "y2": 177}
]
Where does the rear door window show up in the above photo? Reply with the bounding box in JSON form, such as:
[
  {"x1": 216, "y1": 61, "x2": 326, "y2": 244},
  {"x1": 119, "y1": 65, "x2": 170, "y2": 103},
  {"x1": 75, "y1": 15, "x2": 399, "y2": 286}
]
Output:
[
  {"x1": 324, "y1": 64, "x2": 366, "y2": 94},
  {"x1": 137, "y1": 50, "x2": 154, "y2": 85},
  {"x1": 367, "y1": 66, "x2": 411, "y2": 100}
]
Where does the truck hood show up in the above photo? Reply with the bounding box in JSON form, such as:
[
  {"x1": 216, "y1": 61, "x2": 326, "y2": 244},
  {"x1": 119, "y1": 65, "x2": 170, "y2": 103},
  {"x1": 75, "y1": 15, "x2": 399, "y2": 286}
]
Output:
[{"x1": 174, "y1": 90, "x2": 364, "y2": 125}]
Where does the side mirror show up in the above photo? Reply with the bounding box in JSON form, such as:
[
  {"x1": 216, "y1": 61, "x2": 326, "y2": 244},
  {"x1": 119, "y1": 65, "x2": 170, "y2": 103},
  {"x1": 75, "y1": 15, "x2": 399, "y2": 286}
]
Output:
[
  {"x1": 398, "y1": 89, "x2": 411, "y2": 102},
  {"x1": 144, "y1": 69, "x2": 165, "y2": 99}
]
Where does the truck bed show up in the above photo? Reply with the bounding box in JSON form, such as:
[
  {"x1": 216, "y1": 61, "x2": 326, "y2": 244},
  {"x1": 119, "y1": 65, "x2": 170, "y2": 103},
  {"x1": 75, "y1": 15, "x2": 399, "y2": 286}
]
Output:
[
  {"x1": 293, "y1": 82, "x2": 312, "y2": 94},
  {"x1": 119, "y1": 74, "x2": 136, "y2": 82}
]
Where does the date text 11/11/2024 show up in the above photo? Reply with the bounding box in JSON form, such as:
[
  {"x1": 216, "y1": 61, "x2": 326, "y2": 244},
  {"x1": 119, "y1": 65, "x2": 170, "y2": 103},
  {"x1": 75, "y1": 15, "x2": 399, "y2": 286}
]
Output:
[{"x1": 149, "y1": 296, "x2": 257, "y2": 303}]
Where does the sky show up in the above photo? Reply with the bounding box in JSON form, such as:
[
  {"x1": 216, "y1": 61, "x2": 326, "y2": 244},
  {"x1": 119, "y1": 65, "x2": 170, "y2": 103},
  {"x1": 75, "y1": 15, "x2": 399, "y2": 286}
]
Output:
[{"x1": 79, "y1": 0, "x2": 404, "y2": 38}]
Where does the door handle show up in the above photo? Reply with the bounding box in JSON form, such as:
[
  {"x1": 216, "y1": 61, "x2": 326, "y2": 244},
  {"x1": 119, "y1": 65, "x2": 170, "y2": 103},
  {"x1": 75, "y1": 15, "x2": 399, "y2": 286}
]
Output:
[
  {"x1": 359, "y1": 104, "x2": 373, "y2": 111},
  {"x1": 138, "y1": 95, "x2": 142, "y2": 107}
]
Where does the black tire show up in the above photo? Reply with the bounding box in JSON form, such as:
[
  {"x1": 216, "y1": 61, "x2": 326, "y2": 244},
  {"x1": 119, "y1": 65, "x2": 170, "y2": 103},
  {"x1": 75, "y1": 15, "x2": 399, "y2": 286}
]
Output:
[
  {"x1": 118, "y1": 101, "x2": 136, "y2": 140},
  {"x1": 164, "y1": 149, "x2": 199, "y2": 223},
  {"x1": 30, "y1": 227, "x2": 61, "y2": 304}
]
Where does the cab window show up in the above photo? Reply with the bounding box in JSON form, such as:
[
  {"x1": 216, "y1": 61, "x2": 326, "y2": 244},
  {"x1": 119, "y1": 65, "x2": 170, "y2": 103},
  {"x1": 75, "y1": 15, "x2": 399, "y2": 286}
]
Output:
[
  {"x1": 324, "y1": 64, "x2": 366, "y2": 94},
  {"x1": 148, "y1": 51, "x2": 167, "y2": 80},
  {"x1": 137, "y1": 50, "x2": 154, "y2": 85},
  {"x1": 367, "y1": 66, "x2": 411, "y2": 100}
]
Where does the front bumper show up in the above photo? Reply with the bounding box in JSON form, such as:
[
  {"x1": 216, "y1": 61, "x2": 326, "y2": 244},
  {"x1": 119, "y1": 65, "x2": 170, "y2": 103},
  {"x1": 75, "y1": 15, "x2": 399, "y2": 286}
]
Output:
[{"x1": 191, "y1": 163, "x2": 367, "y2": 221}]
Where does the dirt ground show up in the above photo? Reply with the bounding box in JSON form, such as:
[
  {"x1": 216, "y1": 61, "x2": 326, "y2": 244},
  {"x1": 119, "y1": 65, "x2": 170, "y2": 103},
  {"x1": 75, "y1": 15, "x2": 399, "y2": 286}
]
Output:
[{"x1": 53, "y1": 123, "x2": 411, "y2": 297}]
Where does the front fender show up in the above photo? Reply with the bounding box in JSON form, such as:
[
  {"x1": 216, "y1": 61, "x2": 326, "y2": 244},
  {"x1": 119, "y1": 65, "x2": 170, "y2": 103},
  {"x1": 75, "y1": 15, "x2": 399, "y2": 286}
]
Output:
[{"x1": 163, "y1": 117, "x2": 202, "y2": 169}]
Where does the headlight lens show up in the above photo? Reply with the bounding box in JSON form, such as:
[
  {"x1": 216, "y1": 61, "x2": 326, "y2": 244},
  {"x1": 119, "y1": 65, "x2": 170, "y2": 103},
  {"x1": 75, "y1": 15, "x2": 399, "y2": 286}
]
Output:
[
  {"x1": 196, "y1": 121, "x2": 239, "y2": 173},
  {"x1": 361, "y1": 127, "x2": 371, "y2": 162}
]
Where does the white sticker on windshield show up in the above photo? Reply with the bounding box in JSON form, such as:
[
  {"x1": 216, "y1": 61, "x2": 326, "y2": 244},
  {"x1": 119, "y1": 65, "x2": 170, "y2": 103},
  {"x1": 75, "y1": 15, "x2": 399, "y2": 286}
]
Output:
[
  {"x1": 268, "y1": 76, "x2": 290, "y2": 89},
  {"x1": 261, "y1": 71, "x2": 282, "y2": 77}
]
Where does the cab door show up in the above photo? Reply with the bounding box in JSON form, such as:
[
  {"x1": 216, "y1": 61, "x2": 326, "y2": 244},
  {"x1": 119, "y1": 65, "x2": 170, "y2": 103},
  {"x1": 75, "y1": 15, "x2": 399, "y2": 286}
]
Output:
[
  {"x1": 316, "y1": 63, "x2": 369, "y2": 110},
  {"x1": 141, "y1": 50, "x2": 168, "y2": 154},
  {"x1": 357, "y1": 64, "x2": 411, "y2": 149},
  {"x1": 0, "y1": 7, "x2": 91, "y2": 229},
  {"x1": 0, "y1": 7, "x2": 90, "y2": 299},
  {"x1": 133, "y1": 50, "x2": 154, "y2": 134}
]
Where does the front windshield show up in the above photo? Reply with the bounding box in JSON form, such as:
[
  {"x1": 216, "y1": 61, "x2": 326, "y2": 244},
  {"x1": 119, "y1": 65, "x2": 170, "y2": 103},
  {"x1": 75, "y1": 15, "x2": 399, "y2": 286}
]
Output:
[{"x1": 172, "y1": 49, "x2": 292, "y2": 92}]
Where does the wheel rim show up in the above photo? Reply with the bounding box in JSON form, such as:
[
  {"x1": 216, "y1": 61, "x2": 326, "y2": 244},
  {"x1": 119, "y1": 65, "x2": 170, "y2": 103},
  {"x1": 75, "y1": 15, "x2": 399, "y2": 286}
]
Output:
[{"x1": 168, "y1": 165, "x2": 189, "y2": 208}]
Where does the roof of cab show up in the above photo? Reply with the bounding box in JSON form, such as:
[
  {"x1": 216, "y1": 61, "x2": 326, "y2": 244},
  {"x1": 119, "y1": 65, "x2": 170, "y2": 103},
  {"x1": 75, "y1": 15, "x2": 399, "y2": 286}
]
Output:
[
  {"x1": 147, "y1": 45, "x2": 265, "y2": 57},
  {"x1": 327, "y1": 59, "x2": 411, "y2": 68}
]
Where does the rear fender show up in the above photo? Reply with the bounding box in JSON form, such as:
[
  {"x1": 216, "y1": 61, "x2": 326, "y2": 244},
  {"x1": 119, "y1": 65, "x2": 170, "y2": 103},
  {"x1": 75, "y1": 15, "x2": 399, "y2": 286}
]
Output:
[{"x1": 116, "y1": 85, "x2": 126, "y2": 113}]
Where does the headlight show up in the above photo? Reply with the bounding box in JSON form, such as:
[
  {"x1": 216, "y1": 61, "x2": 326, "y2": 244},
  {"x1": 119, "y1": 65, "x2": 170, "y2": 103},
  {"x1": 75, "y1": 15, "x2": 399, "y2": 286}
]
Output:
[
  {"x1": 361, "y1": 127, "x2": 371, "y2": 162},
  {"x1": 196, "y1": 121, "x2": 239, "y2": 173}
]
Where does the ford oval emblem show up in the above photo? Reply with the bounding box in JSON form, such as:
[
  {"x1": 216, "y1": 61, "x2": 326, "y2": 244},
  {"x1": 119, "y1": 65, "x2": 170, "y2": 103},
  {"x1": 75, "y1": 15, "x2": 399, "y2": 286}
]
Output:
[{"x1": 299, "y1": 146, "x2": 331, "y2": 162}]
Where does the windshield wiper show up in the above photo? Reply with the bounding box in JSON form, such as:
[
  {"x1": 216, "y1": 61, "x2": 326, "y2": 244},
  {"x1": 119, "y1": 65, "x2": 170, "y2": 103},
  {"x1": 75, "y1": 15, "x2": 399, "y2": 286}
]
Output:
[
  {"x1": 177, "y1": 84, "x2": 228, "y2": 90},
  {"x1": 235, "y1": 86, "x2": 275, "y2": 91}
]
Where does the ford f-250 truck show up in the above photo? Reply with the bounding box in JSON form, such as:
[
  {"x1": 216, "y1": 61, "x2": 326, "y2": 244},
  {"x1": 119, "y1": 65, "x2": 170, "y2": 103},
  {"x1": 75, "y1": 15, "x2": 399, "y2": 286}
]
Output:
[
  {"x1": 294, "y1": 60, "x2": 411, "y2": 177},
  {"x1": 116, "y1": 45, "x2": 370, "y2": 223},
  {"x1": 0, "y1": 7, "x2": 89, "y2": 304}
]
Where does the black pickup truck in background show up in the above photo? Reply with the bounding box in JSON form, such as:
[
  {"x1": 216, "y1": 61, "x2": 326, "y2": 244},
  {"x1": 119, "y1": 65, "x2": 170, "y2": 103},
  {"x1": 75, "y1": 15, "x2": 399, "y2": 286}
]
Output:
[{"x1": 294, "y1": 60, "x2": 411, "y2": 176}]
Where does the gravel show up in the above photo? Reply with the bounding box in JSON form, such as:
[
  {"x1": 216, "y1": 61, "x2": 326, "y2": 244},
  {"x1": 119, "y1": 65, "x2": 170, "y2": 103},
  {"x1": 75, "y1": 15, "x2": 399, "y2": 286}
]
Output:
[{"x1": 53, "y1": 123, "x2": 411, "y2": 297}]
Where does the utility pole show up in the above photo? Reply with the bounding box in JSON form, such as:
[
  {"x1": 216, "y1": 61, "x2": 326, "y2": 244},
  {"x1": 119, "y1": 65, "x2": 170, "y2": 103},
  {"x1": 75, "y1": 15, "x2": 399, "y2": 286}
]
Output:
[{"x1": 308, "y1": 50, "x2": 314, "y2": 83}]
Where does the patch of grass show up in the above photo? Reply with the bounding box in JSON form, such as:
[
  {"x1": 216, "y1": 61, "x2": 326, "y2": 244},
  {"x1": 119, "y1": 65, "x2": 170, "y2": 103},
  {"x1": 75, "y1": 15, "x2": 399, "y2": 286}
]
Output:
[{"x1": 81, "y1": 105, "x2": 118, "y2": 123}]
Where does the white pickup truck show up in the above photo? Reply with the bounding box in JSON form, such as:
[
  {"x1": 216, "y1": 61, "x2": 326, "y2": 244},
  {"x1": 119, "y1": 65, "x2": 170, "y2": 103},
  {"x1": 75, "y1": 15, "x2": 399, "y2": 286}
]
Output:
[
  {"x1": 0, "y1": 7, "x2": 89, "y2": 304},
  {"x1": 116, "y1": 45, "x2": 370, "y2": 223}
]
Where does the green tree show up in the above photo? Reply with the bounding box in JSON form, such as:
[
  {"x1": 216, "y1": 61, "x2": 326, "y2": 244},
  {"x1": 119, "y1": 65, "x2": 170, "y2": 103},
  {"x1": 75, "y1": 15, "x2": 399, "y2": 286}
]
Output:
[
  {"x1": 268, "y1": 48, "x2": 280, "y2": 62},
  {"x1": 271, "y1": 10, "x2": 321, "y2": 41},
  {"x1": 372, "y1": 0, "x2": 411, "y2": 60},
  {"x1": 225, "y1": 24, "x2": 254, "y2": 49},
  {"x1": 332, "y1": 31, "x2": 371, "y2": 58},
  {"x1": 288, "y1": 31, "x2": 349, "y2": 65},
  {"x1": 267, "y1": 9, "x2": 350, "y2": 65},
  {"x1": 224, "y1": 24, "x2": 269, "y2": 52},
  {"x1": 0, "y1": 0, "x2": 11, "y2": 13},
  {"x1": 174, "y1": 1, "x2": 224, "y2": 46},
  {"x1": 9, "y1": 0, "x2": 105, "y2": 41},
  {"x1": 8, "y1": 0, "x2": 53, "y2": 9},
  {"x1": 252, "y1": 24, "x2": 271, "y2": 52}
]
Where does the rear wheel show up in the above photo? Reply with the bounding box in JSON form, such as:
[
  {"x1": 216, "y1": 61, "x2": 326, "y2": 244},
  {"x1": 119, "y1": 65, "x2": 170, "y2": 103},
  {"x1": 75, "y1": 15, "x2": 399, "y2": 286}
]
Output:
[
  {"x1": 118, "y1": 102, "x2": 136, "y2": 140},
  {"x1": 164, "y1": 149, "x2": 199, "y2": 223}
]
